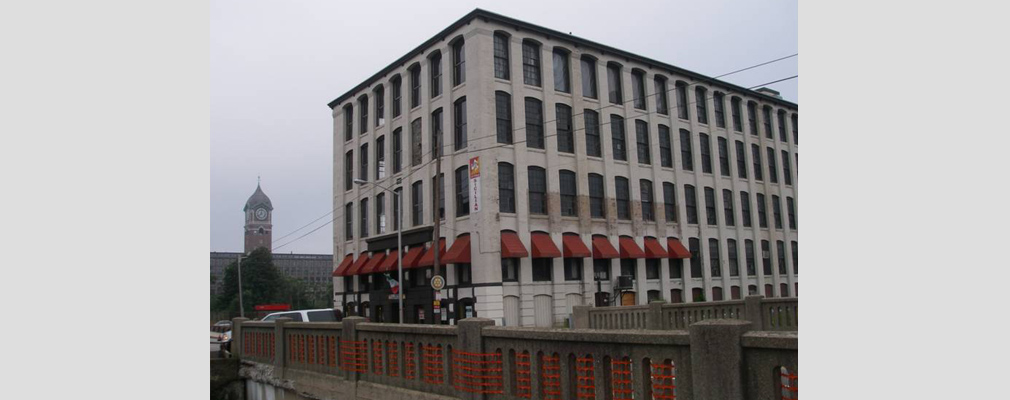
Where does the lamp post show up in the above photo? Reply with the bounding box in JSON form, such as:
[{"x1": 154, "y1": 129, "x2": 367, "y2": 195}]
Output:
[{"x1": 354, "y1": 178, "x2": 404, "y2": 324}]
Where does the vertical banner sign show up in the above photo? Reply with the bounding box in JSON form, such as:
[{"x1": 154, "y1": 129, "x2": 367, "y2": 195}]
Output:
[{"x1": 469, "y1": 157, "x2": 481, "y2": 212}]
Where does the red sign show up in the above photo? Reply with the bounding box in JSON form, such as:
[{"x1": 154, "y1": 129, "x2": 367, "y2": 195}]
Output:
[{"x1": 254, "y1": 304, "x2": 291, "y2": 311}]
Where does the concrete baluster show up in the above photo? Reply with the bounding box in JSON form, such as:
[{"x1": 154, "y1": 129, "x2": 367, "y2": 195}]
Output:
[
  {"x1": 273, "y1": 317, "x2": 291, "y2": 379},
  {"x1": 744, "y1": 295, "x2": 764, "y2": 330},
  {"x1": 231, "y1": 317, "x2": 248, "y2": 359}
]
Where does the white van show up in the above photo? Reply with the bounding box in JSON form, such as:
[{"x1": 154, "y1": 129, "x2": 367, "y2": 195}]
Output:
[{"x1": 260, "y1": 308, "x2": 338, "y2": 322}]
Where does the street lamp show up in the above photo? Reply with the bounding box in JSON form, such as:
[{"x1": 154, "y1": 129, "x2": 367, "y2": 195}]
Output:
[{"x1": 354, "y1": 178, "x2": 405, "y2": 324}]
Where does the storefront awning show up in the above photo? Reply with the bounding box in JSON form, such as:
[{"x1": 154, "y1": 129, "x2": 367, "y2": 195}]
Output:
[
  {"x1": 401, "y1": 246, "x2": 426, "y2": 269},
  {"x1": 619, "y1": 237, "x2": 645, "y2": 259},
  {"x1": 359, "y1": 252, "x2": 386, "y2": 274},
  {"x1": 592, "y1": 236, "x2": 619, "y2": 259},
  {"x1": 643, "y1": 237, "x2": 667, "y2": 259},
  {"x1": 443, "y1": 235, "x2": 471, "y2": 264},
  {"x1": 332, "y1": 253, "x2": 354, "y2": 276},
  {"x1": 667, "y1": 238, "x2": 691, "y2": 259},
  {"x1": 531, "y1": 232, "x2": 561, "y2": 258},
  {"x1": 375, "y1": 250, "x2": 399, "y2": 273},
  {"x1": 562, "y1": 234, "x2": 592, "y2": 258},
  {"x1": 347, "y1": 252, "x2": 371, "y2": 275},
  {"x1": 417, "y1": 238, "x2": 447, "y2": 267},
  {"x1": 500, "y1": 231, "x2": 529, "y2": 258}
]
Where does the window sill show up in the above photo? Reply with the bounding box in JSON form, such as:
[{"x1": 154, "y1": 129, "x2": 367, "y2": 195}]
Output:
[
  {"x1": 586, "y1": 155, "x2": 603, "y2": 161},
  {"x1": 583, "y1": 97, "x2": 599, "y2": 103},
  {"x1": 431, "y1": 94, "x2": 443, "y2": 102},
  {"x1": 528, "y1": 148, "x2": 547, "y2": 154},
  {"x1": 523, "y1": 84, "x2": 543, "y2": 91},
  {"x1": 614, "y1": 159, "x2": 629, "y2": 165},
  {"x1": 554, "y1": 91, "x2": 572, "y2": 98},
  {"x1": 452, "y1": 83, "x2": 466, "y2": 92},
  {"x1": 494, "y1": 78, "x2": 511, "y2": 85}
]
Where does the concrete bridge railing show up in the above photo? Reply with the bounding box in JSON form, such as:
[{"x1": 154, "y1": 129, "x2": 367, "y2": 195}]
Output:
[
  {"x1": 233, "y1": 315, "x2": 797, "y2": 400},
  {"x1": 574, "y1": 295, "x2": 798, "y2": 331}
]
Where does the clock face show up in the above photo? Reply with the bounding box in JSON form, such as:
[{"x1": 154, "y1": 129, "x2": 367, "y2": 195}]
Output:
[{"x1": 255, "y1": 208, "x2": 267, "y2": 220}]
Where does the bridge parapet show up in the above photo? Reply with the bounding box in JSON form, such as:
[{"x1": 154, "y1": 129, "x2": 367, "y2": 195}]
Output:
[{"x1": 576, "y1": 295, "x2": 798, "y2": 331}]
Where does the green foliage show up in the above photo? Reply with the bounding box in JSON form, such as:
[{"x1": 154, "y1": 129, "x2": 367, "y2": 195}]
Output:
[{"x1": 212, "y1": 248, "x2": 289, "y2": 315}]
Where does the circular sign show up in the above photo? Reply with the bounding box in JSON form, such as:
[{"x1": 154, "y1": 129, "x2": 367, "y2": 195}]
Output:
[{"x1": 430, "y1": 275, "x2": 445, "y2": 291}]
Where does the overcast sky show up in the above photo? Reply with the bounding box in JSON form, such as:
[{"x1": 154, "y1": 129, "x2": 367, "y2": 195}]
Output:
[{"x1": 210, "y1": 0, "x2": 798, "y2": 255}]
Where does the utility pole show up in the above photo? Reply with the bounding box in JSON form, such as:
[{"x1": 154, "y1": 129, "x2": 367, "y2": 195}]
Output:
[
  {"x1": 432, "y1": 126, "x2": 442, "y2": 324},
  {"x1": 237, "y1": 255, "x2": 245, "y2": 318}
]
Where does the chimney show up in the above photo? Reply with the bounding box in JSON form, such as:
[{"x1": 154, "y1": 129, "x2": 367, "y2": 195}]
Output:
[{"x1": 755, "y1": 87, "x2": 782, "y2": 99}]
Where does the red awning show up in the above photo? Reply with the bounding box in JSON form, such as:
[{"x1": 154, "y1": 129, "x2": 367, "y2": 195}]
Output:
[
  {"x1": 417, "y1": 238, "x2": 447, "y2": 267},
  {"x1": 375, "y1": 250, "x2": 399, "y2": 273},
  {"x1": 443, "y1": 235, "x2": 471, "y2": 264},
  {"x1": 562, "y1": 234, "x2": 592, "y2": 258},
  {"x1": 500, "y1": 231, "x2": 529, "y2": 258},
  {"x1": 667, "y1": 238, "x2": 691, "y2": 259},
  {"x1": 347, "y1": 252, "x2": 371, "y2": 275},
  {"x1": 401, "y1": 246, "x2": 425, "y2": 269},
  {"x1": 643, "y1": 237, "x2": 667, "y2": 259},
  {"x1": 359, "y1": 253, "x2": 386, "y2": 274},
  {"x1": 332, "y1": 254, "x2": 354, "y2": 276},
  {"x1": 619, "y1": 237, "x2": 645, "y2": 259},
  {"x1": 531, "y1": 232, "x2": 561, "y2": 258},
  {"x1": 592, "y1": 236, "x2": 619, "y2": 259}
]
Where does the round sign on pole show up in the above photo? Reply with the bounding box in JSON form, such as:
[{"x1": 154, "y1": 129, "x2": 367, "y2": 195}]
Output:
[{"x1": 430, "y1": 275, "x2": 445, "y2": 291}]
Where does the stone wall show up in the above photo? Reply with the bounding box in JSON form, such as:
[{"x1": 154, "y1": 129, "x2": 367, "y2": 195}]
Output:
[{"x1": 574, "y1": 295, "x2": 797, "y2": 331}]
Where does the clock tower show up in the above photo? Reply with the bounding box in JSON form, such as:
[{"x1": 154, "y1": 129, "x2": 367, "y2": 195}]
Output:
[{"x1": 243, "y1": 180, "x2": 273, "y2": 253}]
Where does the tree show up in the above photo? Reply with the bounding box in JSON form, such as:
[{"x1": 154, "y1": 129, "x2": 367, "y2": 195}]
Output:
[{"x1": 212, "y1": 247, "x2": 290, "y2": 316}]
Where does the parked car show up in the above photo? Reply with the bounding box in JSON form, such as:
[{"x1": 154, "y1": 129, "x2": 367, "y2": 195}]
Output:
[{"x1": 211, "y1": 320, "x2": 232, "y2": 333}]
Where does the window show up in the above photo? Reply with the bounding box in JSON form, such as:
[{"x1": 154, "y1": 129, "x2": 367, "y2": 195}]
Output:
[
  {"x1": 792, "y1": 113, "x2": 798, "y2": 144},
  {"x1": 745, "y1": 240, "x2": 755, "y2": 275},
  {"x1": 522, "y1": 40, "x2": 541, "y2": 86},
  {"x1": 393, "y1": 188, "x2": 402, "y2": 230},
  {"x1": 607, "y1": 63, "x2": 623, "y2": 104},
  {"x1": 631, "y1": 70, "x2": 646, "y2": 110},
  {"x1": 374, "y1": 86, "x2": 385, "y2": 127},
  {"x1": 709, "y1": 238, "x2": 721, "y2": 277},
  {"x1": 493, "y1": 32, "x2": 510, "y2": 80},
  {"x1": 713, "y1": 92, "x2": 726, "y2": 128},
  {"x1": 454, "y1": 97, "x2": 467, "y2": 151},
  {"x1": 763, "y1": 106, "x2": 773, "y2": 139},
  {"x1": 757, "y1": 193, "x2": 768, "y2": 228},
  {"x1": 610, "y1": 114, "x2": 627, "y2": 161},
  {"x1": 525, "y1": 97, "x2": 544, "y2": 149},
  {"x1": 663, "y1": 182, "x2": 676, "y2": 222},
  {"x1": 344, "y1": 150, "x2": 353, "y2": 191},
  {"x1": 777, "y1": 240, "x2": 787, "y2": 275},
  {"x1": 588, "y1": 173, "x2": 605, "y2": 218},
  {"x1": 782, "y1": 150, "x2": 793, "y2": 185},
  {"x1": 410, "y1": 64, "x2": 421, "y2": 109},
  {"x1": 659, "y1": 125, "x2": 673, "y2": 168},
  {"x1": 735, "y1": 140, "x2": 747, "y2": 179},
  {"x1": 704, "y1": 187, "x2": 717, "y2": 226},
  {"x1": 495, "y1": 91, "x2": 513, "y2": 144},
  {"x1": 615, "y1": 177, "x2": 630, "y2": 220},
  {"x1": 532, "y1": 258, "x2": 552, "y2": 281},
  {"x1": 787, "y1": 197, "x2": 796, "y2": 229},
  {"x1": 620, "y1": 258, "x2": 636, "y2": 280},
  {"x1": 685, "y1": 185, "x2": 698, "y2": 224},
  {"x1": 376, "y1": 193, "x2": 385, "y2": 234},
  {"x1": 655, "y1": 76, "x2": 668, "y2": 115},
  {"x1": 455, "y1": 166, "x2": 469, "y2": 217},
  {"x1": 695, "y1": 87, "x2": 708, "y2": 124},
  {"x1": 564, "y1": 258, "x2": 582, "y2": 281},
  {"x1": 689, "y1": 238, "x2": 701, "y2": 278},
  {"x1": 434, "y1": 173, "x2": 444, "y2": 221},
  {"x1": 728, "y1": 239, "x2": 739, "y2": 276},
  {"x1": 391, "y1": 75, "x2": 402, "y2": 118},
  {"x1": 772, "y1": 195, "x2": 783, "y2": 229},
  {"x1": 723, "y1": 189, "x2": 735, "y2": 226},
  {"x1": 452, "y1": 39, "x2": 465, "y2": 86},
  {"x1": 499, "y1": 162, "x2": 515, "y2": 213},
  {"x1": 670, "y1": 256, "x2": 683, "y2": 279},
  {"x1": 584, "y1": 110, "x2": 601, "y2": 157},
  {"x1": 778, "y1": 110, "x2": 787, "y2": 142},
  {"x1": 559, "y1": 170, "x2": 577, "y2": 217},
  {"x1": 640, "y1": 179, "x2": 654, "y2": 221},
  {"x1": 411, "y1": 118, "x2": 422, "y2": 166},
  {"x1": 699, "y1": 133, "x2": 713, "y2": 173},
  {"x1": 528, "y1": 166, "x2": 547, "y2": 215},
  {"x1": 431, "y1": 108, "x2": 443, "y2": 158},
  {"x1": 762, "y1": 240, "x2": 772, "y2": 276},
  {"x1": 359, "y1": 143, "x2": 368, "y2": 181},
  {"x1": 358, "y1": 95, "x2": 368, "y2": 134},
  {"x1": 553, "y1": 48, "x2": 570, "y2": 93},
  {"x1": 376, "y1": 136, "x2": 385, "y2": 179},
  {"x1": 345, "y1": 202, "x2": 353, "y2": 239},
  {"x1": 751, "y1": 144, "x2": 763, "y2": 181},
  {"x1": 747, "y1": 101, "x2": 758, "y2": 135},
  {"x1": 593, "y1": 258, "x2": 610, "y2": 281},
  {"x1": 343, "y1": 104, "x2": 353, "y2": 141},
  {"x1": 676, "y1": 81, "x2": 689, "y2": 119},
  {"x1": 791, "y1": 241, "x2": 798, "y2": 275},
  {"x1": 456, "y1": 262, "x2": 471, "y2": 285},
  {"x1": 392, "y1": 128, "x2": 402, "y2": 173},
  {"x1": 717, "y1": 137, "x2": 730, "y2": 177},
  {"x1": 646, "y1": 259, "x2": 660, "y2": 279},
  {"x1": 767, "y1": 147, "x2": 778, "y2": 183},
  {"x1": 680, "y1": 129, "x2": 693, "y2": 171},
  {"x1": 430, "y1": 52, "x2": 442, "y2": 98},
  {"x1": 740, "y1": 192, "x2": 752, "y2": 228},
  {"x1": 501, "y1": 257, "x2": 519, "y2": 282},
  {"x1": 635, "y1": 120, "x2": 651, "y2": 164},
  {"x1": 580, "y1": 56, "x2": 597, "y2": 99},
  {"x1": 360, "y1": 198, "x2": 369, "y2": 238},
  {"x1": 411, "y1": 181, "x2": 423, "y2": 226},
  {"x1": 556, "y1": 104, "x2": 574, "y2": 153},
  {"x1": 731, "y1": 97, "x2": 742, "y2": 131}
]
